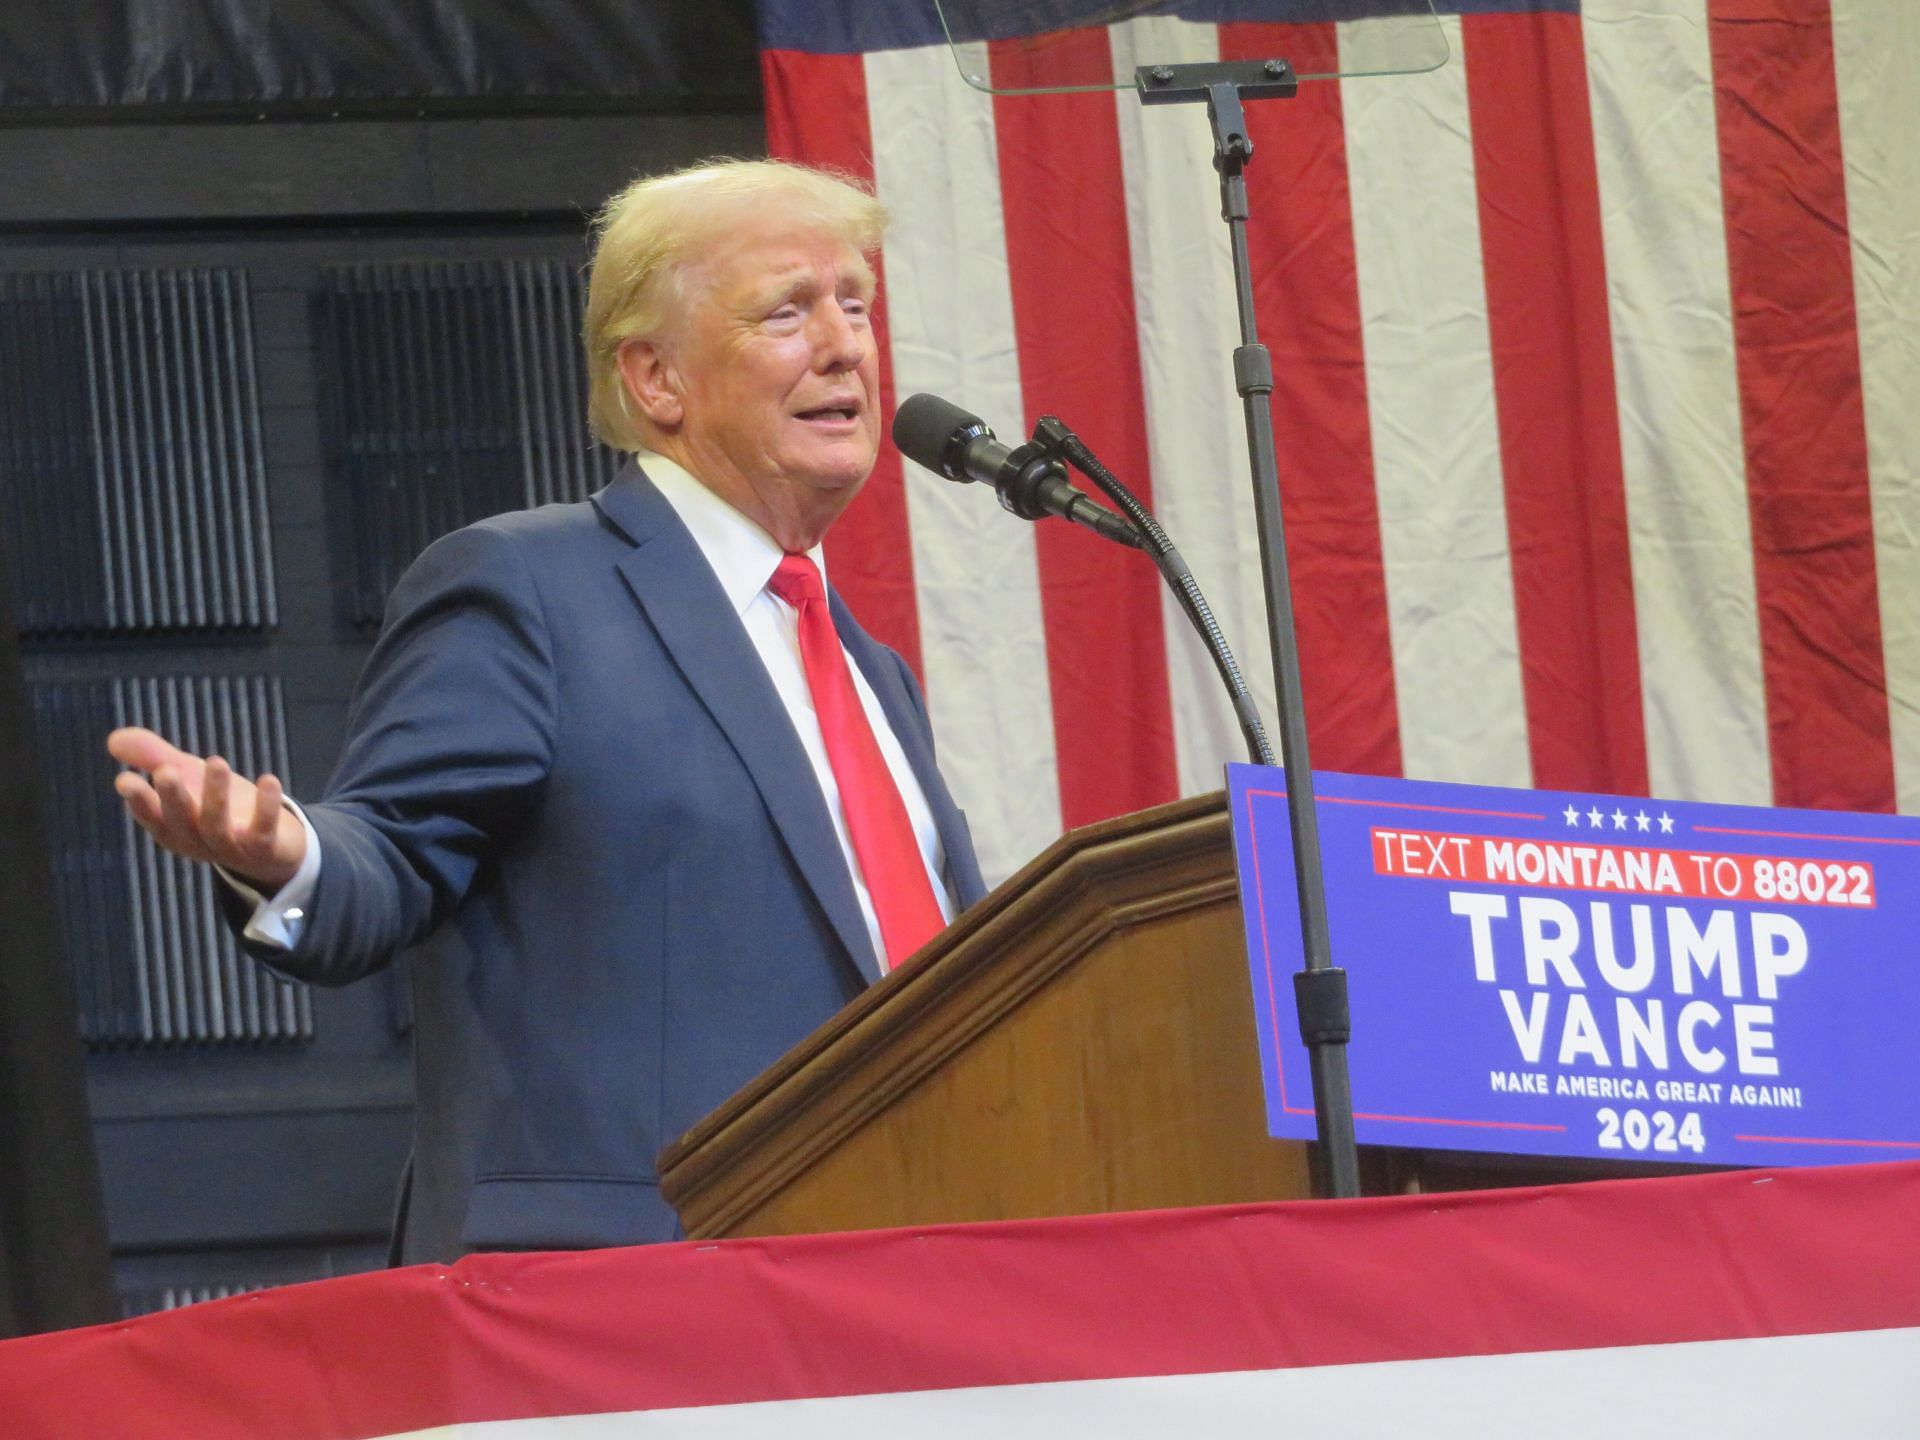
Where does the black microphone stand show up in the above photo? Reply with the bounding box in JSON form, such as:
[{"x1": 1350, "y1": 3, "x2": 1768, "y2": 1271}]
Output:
[{"x1": 1132, "y1": 58, "x2": 1361, "y2": 1202}]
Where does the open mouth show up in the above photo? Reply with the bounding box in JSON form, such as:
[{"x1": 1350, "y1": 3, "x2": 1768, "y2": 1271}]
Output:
[{"x1": 796, "y1": 404, "x2": 861, "y2": 424}]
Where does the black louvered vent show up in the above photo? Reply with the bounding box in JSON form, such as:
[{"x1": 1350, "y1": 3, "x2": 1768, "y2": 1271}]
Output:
[
  {"x1": 35, "y1": 674, "x2": 314, "y2": 1047},
  {"x1": 0, "y1": 269, "x2": 276, "y2": 634},
  {"x1": 119, "y1": 1283, "x2": 263, "y2": 1319},
  {"x1": 315, "y1": 260, "x2": 621, "y2": 626}
]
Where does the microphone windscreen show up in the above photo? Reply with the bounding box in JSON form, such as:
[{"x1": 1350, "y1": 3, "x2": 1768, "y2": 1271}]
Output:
[{"x1": 891, "y1": 392, "x2": 980, "y2": 477}]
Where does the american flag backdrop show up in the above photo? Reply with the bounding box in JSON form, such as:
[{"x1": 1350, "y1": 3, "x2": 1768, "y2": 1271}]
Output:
[{"x1": 760, "y1": 0, "x2": 1919, "y2": 890}]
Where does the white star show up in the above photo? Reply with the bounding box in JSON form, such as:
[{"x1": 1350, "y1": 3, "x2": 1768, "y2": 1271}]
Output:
[
  {"x1": 1612, "y1": 809, "x2": 1628, "y2": 829},
  {"x1": 1658, "y1": 812, "x2": 1675, "y2": 834},
  {"x1": 1587, "y1": 806, "x2": 1603, "y2": 827},
  {"x1": 1635, "y1": 810, "x2": 1651, "y2": 832},
  {"x1": 1563, "y1": 804, "x2": 1581, "y2": 826}
]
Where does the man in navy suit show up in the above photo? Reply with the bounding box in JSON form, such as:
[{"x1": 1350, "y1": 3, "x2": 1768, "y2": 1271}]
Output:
[{"x1": 107, "y1": 160, "x2": 988, "y2": 1262}]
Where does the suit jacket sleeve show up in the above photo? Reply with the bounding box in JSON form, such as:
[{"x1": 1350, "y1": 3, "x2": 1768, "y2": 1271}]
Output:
[{"x1": 258, "y1": 521, "x2": 559, "y2": 985}]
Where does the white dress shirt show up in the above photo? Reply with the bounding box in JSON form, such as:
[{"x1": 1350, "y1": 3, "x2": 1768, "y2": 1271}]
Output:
[{"x1": 228, "y1": 453, "x2": 953, "y2": 968}]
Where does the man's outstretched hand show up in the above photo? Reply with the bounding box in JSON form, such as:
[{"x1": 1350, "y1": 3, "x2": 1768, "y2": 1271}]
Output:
[{"x1": 107, "y1": 727, "x2": 307, "y2": 893}]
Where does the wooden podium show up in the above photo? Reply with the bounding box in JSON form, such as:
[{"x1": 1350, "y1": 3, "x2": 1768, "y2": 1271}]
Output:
[{"x1": 660, "y1": 792, "x2": 1318, "y2": 1239}]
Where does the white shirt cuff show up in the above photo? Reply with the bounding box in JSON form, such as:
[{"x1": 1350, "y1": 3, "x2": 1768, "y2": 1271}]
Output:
[{"x1": 215, "y1": 800, "x2": 322, "y2": 951}]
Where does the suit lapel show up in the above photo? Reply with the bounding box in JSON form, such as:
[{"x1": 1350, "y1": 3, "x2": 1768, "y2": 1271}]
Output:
[{"x1": 595, "y1": 468, "x2": 883, "y2": 984}]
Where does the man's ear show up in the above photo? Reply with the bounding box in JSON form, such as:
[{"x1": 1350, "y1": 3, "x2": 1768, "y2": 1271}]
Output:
[{"x1": 617, "y1": 339, "x2": 684, "y2": 431}]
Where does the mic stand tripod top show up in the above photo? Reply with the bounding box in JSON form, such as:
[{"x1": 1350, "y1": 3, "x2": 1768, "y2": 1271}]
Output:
[{"x1": 1135, "y1": 57, "x2": 1360, "y2": 1202}]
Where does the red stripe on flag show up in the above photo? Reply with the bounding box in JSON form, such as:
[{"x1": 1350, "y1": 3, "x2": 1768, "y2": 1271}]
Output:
[
  {"x1": 1221, "y1": 22, "x2": 1403, "y2": 778},
  {"x1": 1709, "y1": 0, "x2": 1893, "y2": 812},
  {"x1": 1463, "y1": 10, "x2": 1649, "y2": 797},
  {"x1": 988, "y1": 32, "x2": 1179, "y2": 825},
  {"x1": 763, "y1": 49, "x2": 926, "y2": 683}
]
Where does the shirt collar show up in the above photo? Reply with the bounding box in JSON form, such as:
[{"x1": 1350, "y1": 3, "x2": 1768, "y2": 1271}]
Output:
[{"x1": 636, "y1": 450, "x2": 828, "y2": 616}]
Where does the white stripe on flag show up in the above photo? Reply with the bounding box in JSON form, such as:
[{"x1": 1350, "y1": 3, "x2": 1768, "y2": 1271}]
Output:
[
  {"x1": 1832, "y1": 0, "x2": 1920, "y2": 815},
  {"x1": 1108, "y1": 17, "x2": 1276, "y2": 796},
  {"x1": 410, "y1": 1326, "x2": 1920, "y2": 1437},
  {"x1": 1583, "y1": 0, "x2": 1769, "y2": 806},
  {"x1": 866, "y1": 42, "x2": 1062, "y2": 883},
  {"x1": 1343, "y1": 14, "x2": 1530, "y2": 788}
]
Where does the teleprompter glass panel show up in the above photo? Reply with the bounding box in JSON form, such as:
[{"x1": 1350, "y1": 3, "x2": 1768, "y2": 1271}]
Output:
[{"x1": 933, "y1": 0, "x2": 1445, "y2": 95}]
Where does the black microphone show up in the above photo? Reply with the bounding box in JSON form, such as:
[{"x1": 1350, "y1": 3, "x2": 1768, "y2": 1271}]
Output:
[{"x1": 892, "y1": 393, "x2": 1143, "y2": 549}]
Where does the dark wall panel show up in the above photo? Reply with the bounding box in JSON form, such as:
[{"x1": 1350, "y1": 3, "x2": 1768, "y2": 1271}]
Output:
[
  {"x1": 1, "y1": 269, "x2": 275, "y2": 635},
  {"x1": 0, "y1": 114, "x2": 764, "y2": 229},
  {"x1": 31, "y1": 674, "x2": 311, "y2": 1048},
  {"x1": 316, "y1": 259, "x2": 619, "y2": 624},
  {"x1": 4, "y1": 108, "x2": 766, "y2": 1316}
]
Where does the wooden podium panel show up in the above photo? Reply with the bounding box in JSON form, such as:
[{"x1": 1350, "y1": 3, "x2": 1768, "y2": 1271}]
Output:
[{"x1": 660, "y1": 794, "x2": 1313, "y2": 1239}]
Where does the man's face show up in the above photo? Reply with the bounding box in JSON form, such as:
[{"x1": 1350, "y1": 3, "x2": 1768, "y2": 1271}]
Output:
[{"x1": 637, "y1": 215, "x2": 882, "y2": 541}]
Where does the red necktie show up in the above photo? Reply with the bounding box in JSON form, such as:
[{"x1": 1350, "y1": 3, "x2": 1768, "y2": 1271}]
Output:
[{"x1": 768, "y1": 554, "x2": 946, "y2": 971}]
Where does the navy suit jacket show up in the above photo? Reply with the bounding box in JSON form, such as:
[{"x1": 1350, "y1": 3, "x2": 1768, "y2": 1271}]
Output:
[{"x1": 258, "y1": 464, "x2": 987, "y2": 1262}]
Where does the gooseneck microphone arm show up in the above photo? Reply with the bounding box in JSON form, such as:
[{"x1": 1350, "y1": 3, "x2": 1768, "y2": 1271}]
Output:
[
  {"x1": 893, "y1": 393, "x2": 1271, "y2": 766},
  {"x1": 1029, "y1": 415, "x2": 1274, "y2": 769}
]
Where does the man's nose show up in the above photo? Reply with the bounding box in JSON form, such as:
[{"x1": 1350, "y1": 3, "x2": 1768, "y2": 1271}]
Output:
[{"x1": 811, "y1": 303, "x2": 872, "y2": 371}]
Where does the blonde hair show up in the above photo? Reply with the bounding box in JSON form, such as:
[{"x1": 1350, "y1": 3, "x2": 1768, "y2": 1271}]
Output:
[{"x1": 583, "y1": 158, "x2": 889, "y2": 453}]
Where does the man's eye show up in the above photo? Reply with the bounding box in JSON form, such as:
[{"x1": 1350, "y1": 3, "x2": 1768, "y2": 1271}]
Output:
[{"x1": 841, "y1": 299, "x2": 870, "y2": 319}]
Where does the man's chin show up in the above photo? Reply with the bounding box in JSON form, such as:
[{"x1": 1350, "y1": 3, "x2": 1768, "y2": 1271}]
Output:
[{"x1": 791, "y1": 445, "x2": 879, "y2": 496}]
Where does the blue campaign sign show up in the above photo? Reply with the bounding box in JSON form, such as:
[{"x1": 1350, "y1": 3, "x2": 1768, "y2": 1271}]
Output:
[{"x1": 1227, "y1": 763, "x2": 1920, "y2": 1167}]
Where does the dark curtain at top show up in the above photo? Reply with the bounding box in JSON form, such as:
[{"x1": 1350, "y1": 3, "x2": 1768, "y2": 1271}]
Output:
[{"x1": 0, "y1": 0, "x2": 760, "y2": 115}]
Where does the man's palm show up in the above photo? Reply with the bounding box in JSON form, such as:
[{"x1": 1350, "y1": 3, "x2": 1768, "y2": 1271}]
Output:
[{"x1": 107, "y1": 726, "x2": 306, "y2": 891}]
